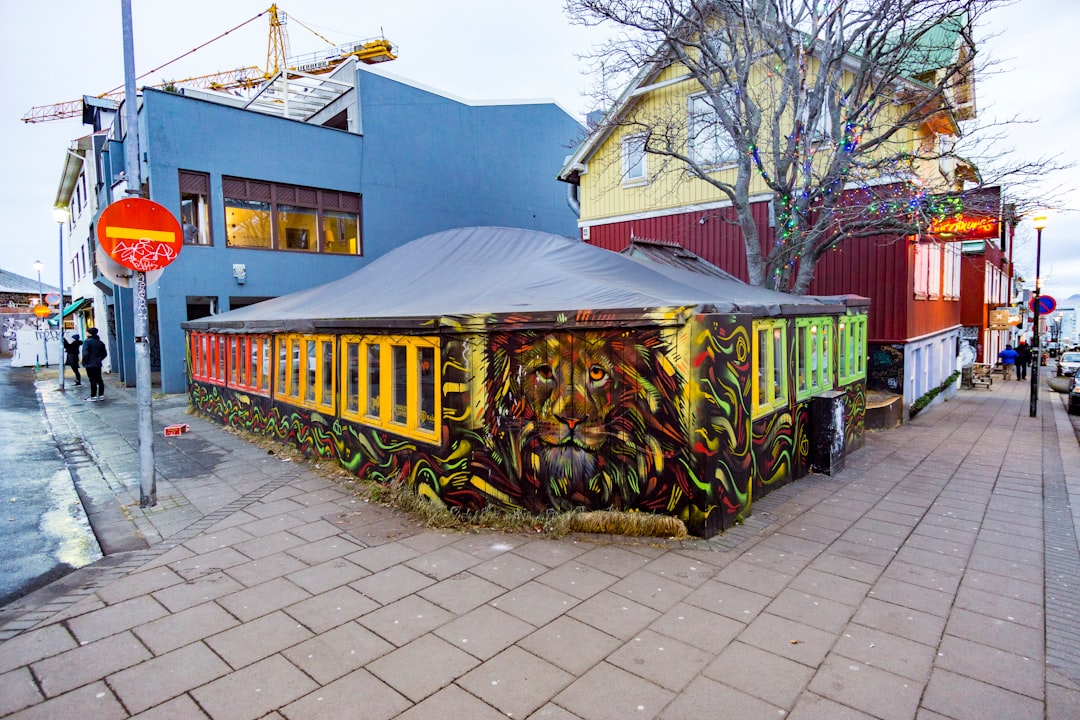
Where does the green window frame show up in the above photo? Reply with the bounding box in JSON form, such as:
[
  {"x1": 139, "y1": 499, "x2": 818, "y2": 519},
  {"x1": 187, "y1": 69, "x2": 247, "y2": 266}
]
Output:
[
  {"x1": 838, "y1": 314, "x2": 868, "y2": 385},
  {"x1": 795, "y1": 317, "x2": 835, "y2": 400},
  {"x1": 752, "y1": 318, "x2": 789, "y2": 417}
]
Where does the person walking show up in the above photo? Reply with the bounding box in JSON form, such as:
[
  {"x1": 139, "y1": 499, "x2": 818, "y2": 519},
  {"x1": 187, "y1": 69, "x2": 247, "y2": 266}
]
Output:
[
  {"x1": 62, "y1": 334, "x2": 83, "y2": 386},
  {"x1": 81, "y1": 327, "x2": 108, "y2": 401},
  {"x1": 998, "y1": 344, "x2": 1019, "y2": 381},
  {"x1": 1016, "y1": 339, "x2": 1032, "y2": 381}
]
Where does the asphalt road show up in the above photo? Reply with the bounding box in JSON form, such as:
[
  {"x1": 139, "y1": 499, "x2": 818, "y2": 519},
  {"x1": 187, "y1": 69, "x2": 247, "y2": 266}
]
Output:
[{"x1": 0, "y1": 362, "x2": 101, "y2": 606}]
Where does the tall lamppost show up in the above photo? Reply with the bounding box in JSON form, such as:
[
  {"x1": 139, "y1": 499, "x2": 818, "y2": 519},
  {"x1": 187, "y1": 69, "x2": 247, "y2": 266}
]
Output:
[
  {"x1": 32, "y1": 259, "x2": 47, "y2": 368},
  {"x1": 52, "y1": 207, "x2": 69, "y2": 390},
  {"x1": 32, "y1": 260, "x2": 43, "y2": 306},
  {"x1": 1030, "y1": 212, "x2": 1048, "y2": 418}
]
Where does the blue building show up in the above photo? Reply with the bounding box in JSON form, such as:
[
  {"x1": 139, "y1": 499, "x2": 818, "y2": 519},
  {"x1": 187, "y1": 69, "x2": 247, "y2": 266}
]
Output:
[{"x1": 60, "y1": 62, "x2": 584, "y2": 393}]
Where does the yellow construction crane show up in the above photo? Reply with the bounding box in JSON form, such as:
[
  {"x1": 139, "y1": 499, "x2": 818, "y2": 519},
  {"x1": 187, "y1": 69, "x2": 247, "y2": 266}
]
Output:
[{"x1": 22, "y1": 5, "x2": 396, "y2": 124}]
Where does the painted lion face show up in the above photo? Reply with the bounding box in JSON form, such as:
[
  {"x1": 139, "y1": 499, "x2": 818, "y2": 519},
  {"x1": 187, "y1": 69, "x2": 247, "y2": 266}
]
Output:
[
  {"x1": 518, "y1": 333, "x2": 619, "y2": 454},
  {"x1": 486, "y1": 330, "x2": 666, "y2": 511}
]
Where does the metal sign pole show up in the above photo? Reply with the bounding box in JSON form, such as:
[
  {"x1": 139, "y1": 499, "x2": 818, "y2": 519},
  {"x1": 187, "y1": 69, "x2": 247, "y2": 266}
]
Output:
[
  {"x1": 121, "y1": 0, "x2": 156, "y2": 507},
  {"x1": 58, "y1": 219, "x2": 65, "y2": 391}
]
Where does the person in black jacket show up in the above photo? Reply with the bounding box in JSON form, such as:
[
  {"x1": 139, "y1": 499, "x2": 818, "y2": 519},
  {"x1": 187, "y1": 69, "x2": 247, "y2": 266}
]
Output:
[
  {"x1": 63, "y1": 334, "x2": 82, "y2": 386},
  {"x1": 1016, "y1": 339, "x2": 1032, "y2": 380},
  {"x1": 81, "y1": 327, "x2": 108, "y2": 401}
]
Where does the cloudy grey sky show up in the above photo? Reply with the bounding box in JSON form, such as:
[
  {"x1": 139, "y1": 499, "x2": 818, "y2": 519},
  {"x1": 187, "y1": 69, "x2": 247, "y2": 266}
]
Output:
[{"x1": 2, "y1": 0, "x2": 1076, "y2": 303}]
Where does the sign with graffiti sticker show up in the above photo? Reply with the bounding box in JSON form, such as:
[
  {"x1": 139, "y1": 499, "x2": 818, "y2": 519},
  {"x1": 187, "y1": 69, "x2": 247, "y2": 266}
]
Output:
[{"x1": 96, "y1": 198, "x2": 183, "y2": 272}]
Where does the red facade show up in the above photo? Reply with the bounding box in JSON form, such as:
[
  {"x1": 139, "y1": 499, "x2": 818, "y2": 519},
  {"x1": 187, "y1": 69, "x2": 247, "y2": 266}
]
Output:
[
  {"x1": 583, "y1": 201, "x2": 962, "y2": 345},
  {"x1": 809, "y1": 234, "x2": 961, "y2": 343},
  {"x1": 585, "y1": 202, "x2": 775, "y2": 282}
]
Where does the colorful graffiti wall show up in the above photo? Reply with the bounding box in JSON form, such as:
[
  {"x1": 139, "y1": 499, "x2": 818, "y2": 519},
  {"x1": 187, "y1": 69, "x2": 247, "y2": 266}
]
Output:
[{"x1": 188, "y1": 313, "x2": 866, "y2": 538}]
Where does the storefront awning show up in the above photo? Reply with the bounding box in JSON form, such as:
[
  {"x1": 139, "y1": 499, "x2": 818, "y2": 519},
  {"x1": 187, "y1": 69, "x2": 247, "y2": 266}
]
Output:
[
  {"x1": 61, "y1": 297, "x2": 92, "y2": 317},
  {"x1": 49, "y1": 297, "x2": 93, "y2": 325}
]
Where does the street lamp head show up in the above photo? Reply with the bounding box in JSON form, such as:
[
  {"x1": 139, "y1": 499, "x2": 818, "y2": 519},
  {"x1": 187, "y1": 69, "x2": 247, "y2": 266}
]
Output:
[
  {"x1": 32, "y1": 260, "x2": 43, "y2": 273},
  {"x1": 1032, "y1": 212, "x2": 1049, "y2": 230},
  {"x1": 51, "y1": 206, "x2": 69, "y2": 224}
]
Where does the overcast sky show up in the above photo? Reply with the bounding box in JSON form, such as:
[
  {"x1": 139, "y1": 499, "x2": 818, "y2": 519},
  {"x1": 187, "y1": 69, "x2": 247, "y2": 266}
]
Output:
[{"x1": 2, "y1": 0, "x2": 1077, "y2": 304}]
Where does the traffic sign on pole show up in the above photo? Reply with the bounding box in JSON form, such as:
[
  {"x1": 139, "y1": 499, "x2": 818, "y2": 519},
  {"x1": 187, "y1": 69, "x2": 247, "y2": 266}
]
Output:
[
  {"x1": 32, "y1": 304, "x2": 51, "y2": 318},
  {"x1": 96, "y1": 197, "x2": 183, "y2": 272},
  {"x1": 1030, "y1": 295, "x2": 1056, "y2": 315}
]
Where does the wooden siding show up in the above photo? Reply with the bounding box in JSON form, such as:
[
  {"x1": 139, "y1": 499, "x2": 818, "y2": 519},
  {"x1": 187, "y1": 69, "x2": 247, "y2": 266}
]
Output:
[
  {"x1": 809, "y1": 233, "x2": 910, "y2": 343},
  {"x1": 907, "y1": 281, "x2": 962, "y2": 340},
  {"x1": 585, "y1": 203, "x2": 775, "y2": 283},
  {"x1": 959, "y1": 252, "x2": 989, "y2": 328}
]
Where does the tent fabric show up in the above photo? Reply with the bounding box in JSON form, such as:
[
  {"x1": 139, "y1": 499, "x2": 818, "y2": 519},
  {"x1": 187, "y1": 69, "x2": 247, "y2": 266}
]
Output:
[{"x1": 182, "y1": 227, "x2": 843, "y2": 333}]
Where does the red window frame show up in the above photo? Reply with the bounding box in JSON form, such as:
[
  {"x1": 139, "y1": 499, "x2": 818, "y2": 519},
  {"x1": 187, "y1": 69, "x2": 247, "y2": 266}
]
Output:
[
  {"x1": 227, "y1": 335, "x2": 271, "y2": 396},
  {"x1": 190, "y1": 332, "x2": 227, "y2": 385}
]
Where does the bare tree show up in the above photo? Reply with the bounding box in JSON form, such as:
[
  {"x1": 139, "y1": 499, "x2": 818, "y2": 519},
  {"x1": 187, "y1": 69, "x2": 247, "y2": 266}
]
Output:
[{"x1": 565, "y1": 0, "x2": 1057, "y2": 293}]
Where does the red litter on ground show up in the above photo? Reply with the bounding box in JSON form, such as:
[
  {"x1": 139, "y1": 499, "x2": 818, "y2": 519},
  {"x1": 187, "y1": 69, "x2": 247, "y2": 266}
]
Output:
[{"x1": 163, "y1": 423, "x2": 190, "y2": 437}]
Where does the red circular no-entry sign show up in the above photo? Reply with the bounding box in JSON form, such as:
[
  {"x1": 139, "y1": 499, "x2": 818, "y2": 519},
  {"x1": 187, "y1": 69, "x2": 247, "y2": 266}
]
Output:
[{"x1": 96, "y1": 198, "x2": 183, "y2": 272}]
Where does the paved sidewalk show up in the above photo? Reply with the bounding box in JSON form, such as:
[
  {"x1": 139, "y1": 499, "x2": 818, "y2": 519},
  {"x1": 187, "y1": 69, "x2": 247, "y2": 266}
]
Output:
[{"x1": 1, "y1": 370, "x2": 1079, "y2": 719}]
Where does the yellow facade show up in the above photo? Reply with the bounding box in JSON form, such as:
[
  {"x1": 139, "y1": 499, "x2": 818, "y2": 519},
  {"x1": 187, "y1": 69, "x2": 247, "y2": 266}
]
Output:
[{"x1": 577, "y1": 58, "x2": 942, "y2": 225}]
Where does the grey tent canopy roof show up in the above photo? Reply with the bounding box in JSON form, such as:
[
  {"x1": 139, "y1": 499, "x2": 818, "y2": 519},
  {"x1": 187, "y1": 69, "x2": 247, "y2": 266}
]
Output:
[{"x1": 182, "y1": 227, "x2": 860, "y2": 334}]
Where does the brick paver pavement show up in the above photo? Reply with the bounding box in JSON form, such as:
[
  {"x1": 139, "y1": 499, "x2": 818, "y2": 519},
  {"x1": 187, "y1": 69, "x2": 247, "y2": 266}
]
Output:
[{"x1": 1, "y1": 368, "x2": 1079, "y2": 719}]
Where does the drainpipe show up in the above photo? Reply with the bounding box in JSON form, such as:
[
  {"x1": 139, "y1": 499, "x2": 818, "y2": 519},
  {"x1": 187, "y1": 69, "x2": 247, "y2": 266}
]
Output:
[{"x1": 566, "y1": 182, "x2": 580, "y2": 216}]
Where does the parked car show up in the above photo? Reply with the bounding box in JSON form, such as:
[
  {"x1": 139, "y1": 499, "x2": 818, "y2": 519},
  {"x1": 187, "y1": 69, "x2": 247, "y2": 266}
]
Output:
[
  {"x1": 1057, "y1": 351, "x2": 1080, "y2": 377},
  {"x1": 1070, "y1": 377, "x2": 1080, "y2": 415}
]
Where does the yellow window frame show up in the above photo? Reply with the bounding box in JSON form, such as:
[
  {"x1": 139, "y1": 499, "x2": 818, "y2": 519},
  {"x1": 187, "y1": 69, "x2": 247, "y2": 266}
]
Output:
[
  {"x1": 795, "y1": 317, "x2": 835, "y2": 401},
  {"x1": 838, "y1": 314, "x2": 868, "y2": 385},
  {"x1": 752, "y1": 318, "x2": 789, "y2": 417},
  {"x1": 273, "y1": 333, "x2": 336, "y2": 412},
  {"x1": 339, "y1": 334, "x2": 441, "y2": 443}
]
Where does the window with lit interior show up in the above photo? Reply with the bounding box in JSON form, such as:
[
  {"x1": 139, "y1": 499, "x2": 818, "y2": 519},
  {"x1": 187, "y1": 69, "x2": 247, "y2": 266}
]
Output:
[{"x1": 752, "y1": 319, "x2": 789, "y2": 417}]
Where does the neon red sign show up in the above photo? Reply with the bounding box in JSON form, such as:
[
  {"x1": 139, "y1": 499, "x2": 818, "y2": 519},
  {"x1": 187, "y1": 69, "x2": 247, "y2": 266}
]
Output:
[{"x1": 929, "y1": 214, "x2": 999, "y2": 240}]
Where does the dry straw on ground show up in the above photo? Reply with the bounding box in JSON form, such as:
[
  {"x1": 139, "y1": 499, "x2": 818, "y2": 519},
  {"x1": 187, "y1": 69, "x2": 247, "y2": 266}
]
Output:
[{"x1": 195, "y1": 408, "x2": 689, "y2": 540}]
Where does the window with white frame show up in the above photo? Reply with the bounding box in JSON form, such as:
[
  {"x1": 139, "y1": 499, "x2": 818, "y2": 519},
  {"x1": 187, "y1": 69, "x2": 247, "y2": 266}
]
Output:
[
  {"x1": 688, "y1": 93, "x2": 737, "y2": 167},
  {"x1": 943, "y1": 242, "x2": 961, "y2": 299},
  {"x1": 801, "y1": 98, "x2": 833, "y2": 143},
  {"x1": 701, "y1": 32, "x2": 731, "y2": 70},
  {"x1": 914, "y1": 241, "x2": 930, "y2": 297},
  {"x1": 622, "y1": 135, "x2": 647, "y2": 185},
  {"x1": 928, "y1": 241, "x2": 942, "y2": 299}
]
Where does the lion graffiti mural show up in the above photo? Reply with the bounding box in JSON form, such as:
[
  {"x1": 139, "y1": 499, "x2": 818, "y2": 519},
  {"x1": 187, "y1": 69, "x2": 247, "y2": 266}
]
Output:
[
  {"x1": 188, "y1": 312, "x2": 865, "y2": 538},
  {"x1": 465, "y1": 329, "x2": 704, "y2": 520}
]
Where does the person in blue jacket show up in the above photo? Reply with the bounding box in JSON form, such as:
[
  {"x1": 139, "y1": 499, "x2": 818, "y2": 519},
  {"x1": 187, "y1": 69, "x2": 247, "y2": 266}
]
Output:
[{"x1": 998, "y1": 344, "x2": 1019, "y2": 381}]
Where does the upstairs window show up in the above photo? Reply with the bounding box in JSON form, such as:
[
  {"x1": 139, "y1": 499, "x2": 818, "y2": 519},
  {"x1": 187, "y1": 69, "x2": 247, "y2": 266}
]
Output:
[
  {"x1": 179, "y1": 170, "x2": 212, "y2": 246},
  {"x1": 223, "y1": 177, "x2": 361, "y2": 254},
  {"x1": 622, "y1": 135, "x2": 647, "y2": 185},
  {"x1": 688, "y1": 92, "x2": 737, "y2": 167}
]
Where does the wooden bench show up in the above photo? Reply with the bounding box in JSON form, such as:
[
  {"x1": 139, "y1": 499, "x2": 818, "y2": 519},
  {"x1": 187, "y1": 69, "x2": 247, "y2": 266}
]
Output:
[{"x1": 971, "y1": 363, "x2": 993, "y2": 389}]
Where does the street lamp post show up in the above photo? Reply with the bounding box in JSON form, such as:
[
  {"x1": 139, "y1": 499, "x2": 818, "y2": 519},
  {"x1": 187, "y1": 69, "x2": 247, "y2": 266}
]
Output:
[
  {"x1": 32, "y1": 259, "x2": 48, "y2": 367},
  {"x1": 32, "y1": 260, "x2": 43, "y2": 306},
  {"x1": 52, "y1": 207, "x2": 69, "y2": 390},
  {"x1": 1030, "y1": 213, "x2": 1048, "y2": 418}
]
